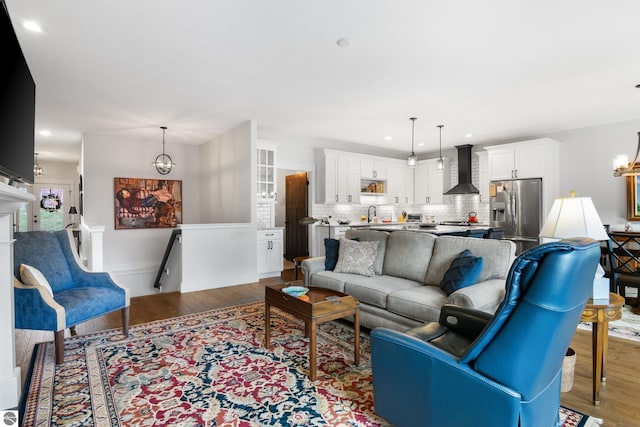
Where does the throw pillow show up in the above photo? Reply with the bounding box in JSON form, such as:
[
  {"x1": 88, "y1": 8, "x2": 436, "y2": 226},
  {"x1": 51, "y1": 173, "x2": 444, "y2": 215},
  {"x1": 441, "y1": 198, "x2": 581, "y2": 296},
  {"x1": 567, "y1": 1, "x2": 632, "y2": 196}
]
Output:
[
  {"x1": 324, "y1": 237, "x2": 361, "y2": 270},
  {"x1": 333, "y1": 238, "x2": 379, "y2": 276},
  {"x1": 440, "y1": 249, "x2": 484, "y2": 296},
  {"x1": 19, "y1": 264, "x2": 54, "y2": 297},
  {"x1": 324, "y1": 238, "x2": 340, "y2": 270}
]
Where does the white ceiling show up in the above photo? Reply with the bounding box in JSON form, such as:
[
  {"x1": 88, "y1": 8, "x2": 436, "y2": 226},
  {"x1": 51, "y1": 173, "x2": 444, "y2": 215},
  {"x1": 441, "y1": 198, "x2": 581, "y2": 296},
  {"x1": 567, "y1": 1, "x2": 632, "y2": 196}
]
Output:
[{"x1": 6, "y1": 0, "x2": 640, "y2": 163}]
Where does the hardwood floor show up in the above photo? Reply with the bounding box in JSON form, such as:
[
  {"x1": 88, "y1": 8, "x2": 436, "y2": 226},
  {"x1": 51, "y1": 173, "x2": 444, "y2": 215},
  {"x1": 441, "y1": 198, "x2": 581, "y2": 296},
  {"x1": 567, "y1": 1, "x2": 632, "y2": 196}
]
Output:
[{"x1": 15, "y1": 277, "x2": 640, "y2": 426}]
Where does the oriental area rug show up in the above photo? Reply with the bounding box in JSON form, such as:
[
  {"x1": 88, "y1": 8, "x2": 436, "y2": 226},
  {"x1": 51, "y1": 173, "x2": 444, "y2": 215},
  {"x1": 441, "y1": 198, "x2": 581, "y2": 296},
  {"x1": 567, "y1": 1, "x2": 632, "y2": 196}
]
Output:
[{"x1": 21, "y1": 302, "x2": 600, "y2": 427}]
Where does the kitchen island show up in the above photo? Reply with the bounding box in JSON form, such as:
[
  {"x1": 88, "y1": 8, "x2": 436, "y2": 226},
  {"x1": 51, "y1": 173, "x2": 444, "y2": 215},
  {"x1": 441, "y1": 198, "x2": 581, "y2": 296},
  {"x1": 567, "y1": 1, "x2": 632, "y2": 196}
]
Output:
[{"x1": 350, "y1": 222, "x2": 491, "y2": 237}]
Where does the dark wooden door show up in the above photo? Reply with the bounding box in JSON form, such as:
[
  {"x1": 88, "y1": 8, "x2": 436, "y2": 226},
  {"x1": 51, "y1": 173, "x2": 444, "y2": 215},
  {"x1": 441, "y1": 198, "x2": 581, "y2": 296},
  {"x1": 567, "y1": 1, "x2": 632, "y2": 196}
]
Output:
[{"x1": 285, "y1": 172, "x2": 309, "y2": 260}]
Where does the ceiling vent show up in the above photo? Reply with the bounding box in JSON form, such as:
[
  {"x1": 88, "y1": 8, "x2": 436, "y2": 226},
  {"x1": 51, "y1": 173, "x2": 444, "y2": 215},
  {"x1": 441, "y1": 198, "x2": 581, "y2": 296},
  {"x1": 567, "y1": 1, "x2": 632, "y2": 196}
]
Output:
[{"x1": 444, "y1": 144, "x2": 480, "y2": 195}]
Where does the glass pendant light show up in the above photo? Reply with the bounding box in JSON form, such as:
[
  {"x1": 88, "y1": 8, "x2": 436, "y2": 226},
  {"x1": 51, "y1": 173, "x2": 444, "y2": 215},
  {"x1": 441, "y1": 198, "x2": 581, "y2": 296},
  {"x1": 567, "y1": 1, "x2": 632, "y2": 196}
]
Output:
[
  {"x1": 436, "y1": 125, "x2": 445, "y2": 171},
  {"x1": 152, "y1": 126, "x2": 175, "y2": 175},
  {"x1": 407, "y1": 117, "x2": 417, "y2": 167},
  {"x1": 33, "y1": 152, "x2": 43, "y2": 176}
]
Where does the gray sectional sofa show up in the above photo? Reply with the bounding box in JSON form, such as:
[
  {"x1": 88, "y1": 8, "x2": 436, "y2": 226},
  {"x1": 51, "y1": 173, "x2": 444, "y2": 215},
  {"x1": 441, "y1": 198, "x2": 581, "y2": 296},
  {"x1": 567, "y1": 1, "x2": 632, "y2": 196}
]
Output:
[{"x1": 301, "y1": 229, "x2": 516, "y2": 330}]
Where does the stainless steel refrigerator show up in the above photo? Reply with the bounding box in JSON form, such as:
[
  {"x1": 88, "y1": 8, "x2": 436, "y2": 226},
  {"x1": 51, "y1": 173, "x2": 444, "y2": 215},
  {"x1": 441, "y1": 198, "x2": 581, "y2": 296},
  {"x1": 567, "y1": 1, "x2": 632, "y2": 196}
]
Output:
[{"x1": 489, "y1": 178, "x2": 542, "y2": 255}]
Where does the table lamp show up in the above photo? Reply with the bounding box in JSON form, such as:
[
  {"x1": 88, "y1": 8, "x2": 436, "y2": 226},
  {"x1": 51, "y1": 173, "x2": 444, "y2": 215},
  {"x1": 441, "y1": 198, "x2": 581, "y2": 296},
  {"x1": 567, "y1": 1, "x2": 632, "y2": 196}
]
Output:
[
  {"x1": 67, "y1": 206, "x2": 78, "y2": 228},
  {"x1": 539, "y1": 191, "x2": 609, "y2": 300}
]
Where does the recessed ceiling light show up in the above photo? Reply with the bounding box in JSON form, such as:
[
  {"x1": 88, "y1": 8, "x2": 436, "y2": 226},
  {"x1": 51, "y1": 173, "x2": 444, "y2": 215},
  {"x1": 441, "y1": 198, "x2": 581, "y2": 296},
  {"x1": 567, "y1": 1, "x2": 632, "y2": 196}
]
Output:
[
  {"x1": 39, "y1": 130, "x2": 51, "y2": 136},
  {"x1": 23, "y1": 20, "x2": 43, "y2": 33},
  {"x1": 384, "y1": 136, "x2": 392, "y2": 141},
  {"x1": 465, "y1": 133, "x2": 473, "y2": 138},
  {"x1": 336, "y1": 38, "x2": 351, "y2": 48},
  {"x1": 417, "y1": 142, "x2": 425, "y2": 147}
]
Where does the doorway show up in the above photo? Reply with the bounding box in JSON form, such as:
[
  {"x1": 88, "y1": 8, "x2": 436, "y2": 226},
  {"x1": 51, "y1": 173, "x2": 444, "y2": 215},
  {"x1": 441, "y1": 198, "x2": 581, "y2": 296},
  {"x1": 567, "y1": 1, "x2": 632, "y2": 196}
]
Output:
[
  {"x1": 17, "y1": 184, "x2": 74, "y2": 232},
  {"x1": 277, "y1": 171, "x2": 309, "y2": 261}
]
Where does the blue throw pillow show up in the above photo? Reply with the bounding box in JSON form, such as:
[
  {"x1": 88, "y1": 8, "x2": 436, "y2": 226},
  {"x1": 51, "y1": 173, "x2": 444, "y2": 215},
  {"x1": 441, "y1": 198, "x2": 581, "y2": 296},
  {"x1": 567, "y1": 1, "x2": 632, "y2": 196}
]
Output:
[
  {"x1": 324, "y1": 237, "x2": 360, "y2": 270},
  {"x1": 440, "y1": 249, "x2": 484, "y2": 296},
  {"x1": 324, "y1": 238, "x2": 340, "y2": 270}
]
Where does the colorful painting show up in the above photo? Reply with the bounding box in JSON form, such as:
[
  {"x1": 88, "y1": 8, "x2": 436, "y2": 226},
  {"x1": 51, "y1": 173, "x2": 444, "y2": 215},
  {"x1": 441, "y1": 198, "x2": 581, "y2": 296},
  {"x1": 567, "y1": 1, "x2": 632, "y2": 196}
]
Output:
[{"x1": 114, "y1": 178, "x2": 182, "y2": 229}]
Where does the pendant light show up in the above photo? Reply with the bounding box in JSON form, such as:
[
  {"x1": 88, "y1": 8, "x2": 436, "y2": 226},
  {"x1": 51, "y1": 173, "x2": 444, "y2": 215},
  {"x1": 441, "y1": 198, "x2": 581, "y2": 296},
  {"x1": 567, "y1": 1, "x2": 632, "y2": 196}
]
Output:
[
  {"x1": 436, "y1": 125, "x2": 445, "y2": 171},
  {"x1": 33, "y1": 152, "x2": 43, "y2": 176},
  {"x1": 152, "y1": 126, "x2": 175, "y2": 175},
  {"x1": 407, "y1": 117, "x2": 417, "y2": 167}
]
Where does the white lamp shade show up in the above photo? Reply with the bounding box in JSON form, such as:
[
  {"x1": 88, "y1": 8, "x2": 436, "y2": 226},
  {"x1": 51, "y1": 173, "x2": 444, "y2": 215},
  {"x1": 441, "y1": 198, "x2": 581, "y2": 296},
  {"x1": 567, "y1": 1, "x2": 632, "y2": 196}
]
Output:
[{"x1": 539, "y1": 196, "x2": 608, "y2": 241}]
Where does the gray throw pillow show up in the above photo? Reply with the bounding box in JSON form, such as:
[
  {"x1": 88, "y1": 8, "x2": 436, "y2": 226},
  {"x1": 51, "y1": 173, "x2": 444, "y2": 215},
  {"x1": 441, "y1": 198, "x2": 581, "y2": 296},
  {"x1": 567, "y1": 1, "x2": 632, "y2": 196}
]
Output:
[{"x1": 333, "y1": 238, "x2": 380, "y2": 277}]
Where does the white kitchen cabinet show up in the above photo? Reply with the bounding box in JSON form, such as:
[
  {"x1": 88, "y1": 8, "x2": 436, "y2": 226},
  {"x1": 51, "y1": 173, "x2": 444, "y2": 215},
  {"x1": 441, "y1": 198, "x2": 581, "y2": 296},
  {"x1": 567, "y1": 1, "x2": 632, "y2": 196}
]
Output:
[
  {"x1": 475, "y1": 151, "x2": 489, "y2": 202},
  {"x1": 317, "y1": 150, "x2": 360, "y2": 203},
  {"x1": 485, "y1": 138, "x2": 559, "y2": 217},
  {"x1": 360, "y1": 157, "x2": 388, "y2": 180},
  {"x1": 386, "y1": 160, "x2": 413, "y2": 204},
  {"x1": 257, "y1": 229, "x2": 283, "y2": 277},
  {"x1": 414, "y1": 158, "x2": 450, "y2": 204},
  {"x1": 256, "y1": 141, "x2": 278, "y2": 202},
  {"x1": 486, "y1": 138, "x2": 559, "y2": 181},
  {"x1": 337, "y1": 155, "x2": 361, "y2": 203}
]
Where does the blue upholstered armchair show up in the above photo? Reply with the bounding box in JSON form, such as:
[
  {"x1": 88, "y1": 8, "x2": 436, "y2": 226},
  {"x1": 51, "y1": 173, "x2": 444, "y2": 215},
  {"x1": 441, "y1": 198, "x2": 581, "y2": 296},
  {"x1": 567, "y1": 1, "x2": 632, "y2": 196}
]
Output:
[
  {"x1": 13, "y1": 229, "x2": 130, "y2": 364},
  {"x1": 370, "y1": 238, "x2": 601, "y2": 427}
]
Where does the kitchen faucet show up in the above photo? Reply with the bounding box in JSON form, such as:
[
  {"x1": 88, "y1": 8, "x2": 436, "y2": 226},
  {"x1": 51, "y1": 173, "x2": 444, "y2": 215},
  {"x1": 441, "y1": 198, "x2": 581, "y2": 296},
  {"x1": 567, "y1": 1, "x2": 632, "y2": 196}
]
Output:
[{"x1": 367, "y1": 205, "x2": 377, "y2": 223}]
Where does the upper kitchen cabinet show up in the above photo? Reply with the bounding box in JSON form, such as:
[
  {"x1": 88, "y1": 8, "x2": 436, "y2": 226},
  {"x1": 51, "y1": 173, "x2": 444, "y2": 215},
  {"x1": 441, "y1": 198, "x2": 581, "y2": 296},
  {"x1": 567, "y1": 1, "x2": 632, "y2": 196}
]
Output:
[
  {"x1": 337, "y1": 155, "x2": 361, "y2": 203},
  {"x1": 414, "y1": 158, "x2": 450, "y2": 204},
  {"x1": 316, "y1": 149, "x2": 360, "y2": 204},
  {"x1": 485, "y1": 138, "x2": 559, "y2": 181},
  {"x1": 360, "y1": 157, "x2": 388, "y2": 180},
  {"x1": 386, "y1": 160, "x2": 413, "y2": 204},
  {"x1": 257, "y1": 141, "x2": 278, "y2": 202}
]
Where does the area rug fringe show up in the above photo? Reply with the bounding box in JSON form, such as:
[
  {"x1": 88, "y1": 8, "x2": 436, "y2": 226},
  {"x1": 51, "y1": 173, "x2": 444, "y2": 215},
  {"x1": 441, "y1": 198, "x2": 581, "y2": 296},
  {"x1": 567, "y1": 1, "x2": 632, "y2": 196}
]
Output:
[{"x1": 20, "y1": 302, "x2": 601, "y2": 427}]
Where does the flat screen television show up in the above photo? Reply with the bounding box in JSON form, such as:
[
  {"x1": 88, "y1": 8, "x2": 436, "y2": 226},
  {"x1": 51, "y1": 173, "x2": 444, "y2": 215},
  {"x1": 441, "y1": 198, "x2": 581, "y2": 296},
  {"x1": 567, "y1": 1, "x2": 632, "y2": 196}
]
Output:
[{"x1": 0, "y1": 0, "x2": 35, "y2": 185}]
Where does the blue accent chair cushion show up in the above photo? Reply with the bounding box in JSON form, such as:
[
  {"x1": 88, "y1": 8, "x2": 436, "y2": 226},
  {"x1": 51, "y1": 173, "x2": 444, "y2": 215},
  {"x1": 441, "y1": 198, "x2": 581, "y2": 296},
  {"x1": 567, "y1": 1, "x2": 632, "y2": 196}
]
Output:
[
  {"x1": 440, "y1": 249, "x2": 484, "y2": 296},
  {"x1": 371, "y1": 238, "x2": 601, "y2": 427}
]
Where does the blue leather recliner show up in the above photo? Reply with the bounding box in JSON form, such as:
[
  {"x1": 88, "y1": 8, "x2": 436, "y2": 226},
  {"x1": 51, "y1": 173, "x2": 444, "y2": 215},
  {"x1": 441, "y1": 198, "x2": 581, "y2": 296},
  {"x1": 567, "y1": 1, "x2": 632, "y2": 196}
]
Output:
[
  {"x1": 370, "y1": 238, "x2": 601, "y2": 427},
  {"x1": 13, "y1": 229, "x2": 130, "y2": 364}
]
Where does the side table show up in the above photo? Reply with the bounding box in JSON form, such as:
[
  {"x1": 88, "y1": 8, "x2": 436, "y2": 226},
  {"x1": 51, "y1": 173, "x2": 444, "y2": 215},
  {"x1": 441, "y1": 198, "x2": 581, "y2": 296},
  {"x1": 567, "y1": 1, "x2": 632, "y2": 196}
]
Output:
[{"x1": 580, "y1": 292, "x2": 624, "y2": 405}]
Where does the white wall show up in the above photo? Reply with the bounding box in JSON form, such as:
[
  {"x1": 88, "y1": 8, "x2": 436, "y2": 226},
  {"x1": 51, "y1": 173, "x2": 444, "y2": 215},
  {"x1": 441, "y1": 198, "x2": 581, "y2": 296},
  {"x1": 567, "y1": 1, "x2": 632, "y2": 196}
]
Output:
[
  {"x1": 200, "y1": 120, "x2": 255, "y2": 223},
  {"x1": 82, "y1": 132, "x2": 201, "y2": 296},
  {"x1": 551, "y1": 118, "x2": 640, "y2": 230}
]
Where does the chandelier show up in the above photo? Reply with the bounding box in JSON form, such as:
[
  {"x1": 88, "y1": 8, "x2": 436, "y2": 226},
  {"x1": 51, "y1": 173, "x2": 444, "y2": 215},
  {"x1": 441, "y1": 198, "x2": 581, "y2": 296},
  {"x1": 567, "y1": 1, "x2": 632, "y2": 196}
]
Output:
[
  {"x1": 152, "y1": 126, "x2": 175, "y2": 175},
  {"x1": 613, "y1": 132, "x2": 640, "y2": 177}
]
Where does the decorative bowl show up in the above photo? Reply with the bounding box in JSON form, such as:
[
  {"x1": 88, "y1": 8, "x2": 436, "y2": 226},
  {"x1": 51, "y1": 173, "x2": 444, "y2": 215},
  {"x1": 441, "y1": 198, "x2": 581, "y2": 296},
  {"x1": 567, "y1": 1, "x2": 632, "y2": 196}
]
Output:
[
  {"x1": 337, "y1": 219, "x2": 351, "y2": 225},
  {"x1": 282, "y1": 286, "x2": 309, "y2": 297}
]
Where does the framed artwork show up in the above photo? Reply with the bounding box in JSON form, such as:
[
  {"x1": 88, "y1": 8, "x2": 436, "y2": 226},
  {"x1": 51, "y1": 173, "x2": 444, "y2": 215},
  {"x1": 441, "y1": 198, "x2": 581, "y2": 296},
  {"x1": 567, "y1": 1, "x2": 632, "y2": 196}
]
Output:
[
  {"x1": 114, "y1": 177, "x2": 182, "y2": 229},
  {"x1": 626, "y1": 176, "x2": 640, "y2": 221}
]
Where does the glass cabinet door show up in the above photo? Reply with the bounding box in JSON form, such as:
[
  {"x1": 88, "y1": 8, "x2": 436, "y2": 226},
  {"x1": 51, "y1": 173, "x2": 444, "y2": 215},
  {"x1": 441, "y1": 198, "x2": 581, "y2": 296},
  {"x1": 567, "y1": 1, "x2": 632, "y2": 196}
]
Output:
[{"x1": 257, "y1": 144, "x2": 277, "y2": 201}]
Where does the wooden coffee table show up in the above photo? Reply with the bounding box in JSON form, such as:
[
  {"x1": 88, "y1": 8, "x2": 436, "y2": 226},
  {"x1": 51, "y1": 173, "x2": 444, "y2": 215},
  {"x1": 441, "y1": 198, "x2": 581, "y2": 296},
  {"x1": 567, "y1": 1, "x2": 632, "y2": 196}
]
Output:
[{"x1": 264, "y1": 282, "x2": 360, "y2": 381}]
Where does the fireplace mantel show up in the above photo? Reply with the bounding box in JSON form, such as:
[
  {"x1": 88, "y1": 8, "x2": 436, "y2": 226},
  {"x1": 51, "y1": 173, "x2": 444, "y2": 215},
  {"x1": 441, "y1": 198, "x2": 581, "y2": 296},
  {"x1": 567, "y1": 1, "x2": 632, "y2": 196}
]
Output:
[{"x1": 0, "y1": 182, "x2": 34, "y2": 409}]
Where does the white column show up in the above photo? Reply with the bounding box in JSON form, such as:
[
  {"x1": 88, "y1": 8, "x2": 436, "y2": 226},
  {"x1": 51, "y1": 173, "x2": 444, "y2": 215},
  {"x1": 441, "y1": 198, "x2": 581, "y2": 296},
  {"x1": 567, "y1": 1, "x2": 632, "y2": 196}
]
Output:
[{"x1": 0, "y1": 183, "x2": 34, "y2": 409}]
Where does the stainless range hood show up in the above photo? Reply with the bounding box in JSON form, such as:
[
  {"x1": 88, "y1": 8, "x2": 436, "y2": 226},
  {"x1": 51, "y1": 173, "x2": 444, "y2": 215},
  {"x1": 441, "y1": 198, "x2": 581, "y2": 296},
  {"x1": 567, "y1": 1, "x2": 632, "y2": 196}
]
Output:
[{"x1": 444, "y1": 144, "x2": 480, "y2": 195}]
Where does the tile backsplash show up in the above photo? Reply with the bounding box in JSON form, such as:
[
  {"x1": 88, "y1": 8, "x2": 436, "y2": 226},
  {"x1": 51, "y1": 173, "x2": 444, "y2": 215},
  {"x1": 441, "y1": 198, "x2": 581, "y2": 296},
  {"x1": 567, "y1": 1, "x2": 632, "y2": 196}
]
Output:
[
  {"x1": 257, "y1": 203, "x2": 274, "y2": 229},
  {"x1": 312, "y1": 196, "x2": 489, "y2": 224}
]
